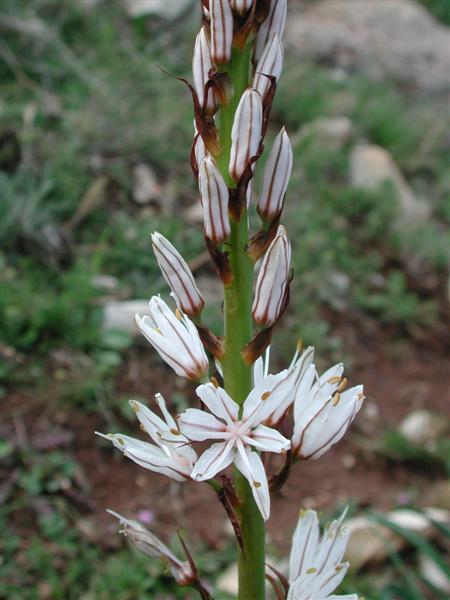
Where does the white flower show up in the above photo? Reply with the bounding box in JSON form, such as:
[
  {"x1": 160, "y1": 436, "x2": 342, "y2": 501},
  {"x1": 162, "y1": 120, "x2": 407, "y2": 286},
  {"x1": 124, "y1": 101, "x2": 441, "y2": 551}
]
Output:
[
  {"x1": 257, "y1": 127, "x2": 293, "y2": 220},
  {"x1": 229, "y1": 88, "x2": 263, "y2": 182},
  {"x1": 210, "y1": 0, "x2": 234, "y2": 64},
  {"x1": 287, "y1": 509, "x2": 357, "y2": 600},
  {"x1": 253, "y1": 33, "x2": 284, "y2": 102},
  {"x1": 230, "y1": 0, "x2": 253, "y2": 15},
  {"x1": 135, "y1": 296, "x2": 208, "y2": 380},
  {"x1": 253, "y1": 345, "x2": 315, "y2": 427},
  {"x1": 255, "y1": 0, "x2": 287, "y2": 61},
  {"x1": 178, "y1": 380, "x2": 291, "y2": 520},
  {"x1": 252, "y1": 225, "x2": 291, "y2": 327},
  {"x1": 151, "y1": 232, "x2": 204, "y2": 317},
  {"x1": 108, "y1": 510, "x2": 194, "y2": 585},
  {"x1": 96, "y1": 394, "x2": 197, "y2": 482},
  {"x1": 292, "y1": 363, "x2": 364, "y2": 460},
  {"x1": 199, "y1": 156, "x2": 231, "y2": 243}
]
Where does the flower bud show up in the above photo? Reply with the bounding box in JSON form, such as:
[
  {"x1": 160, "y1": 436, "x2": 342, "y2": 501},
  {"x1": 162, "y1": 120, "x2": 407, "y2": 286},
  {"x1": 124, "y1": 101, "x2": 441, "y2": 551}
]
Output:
[
  {"x1": 199, "y1": 156, "x2": 231, "y2": 243},
  {"x1": 253, "y1": 33, "x2": 284, "y2": 102},
  {"x1": 107, "y1": 511, "x2": 195, "y2": 586},
  {"x1": 229, "y1": 88, "x2": 263, "y2": 182},
  {"x1": 257, "y1": 127, "x2": 292, "y2": 219},
  {"x1": 210, "y1": 0, "x2": 234, "y2": 65},
  {"x1": 136, "y1": 296, "x2": 208, "y2": 380},
  {"x1": 255, "y1": 0, "x2": 287, "y2": 62},
  {"x1": 230, "y1": 0, "x2": 253, "y2": 15},
  {"x1": 193, "y1": 27, "x2": 216, "y2": 114},
  {"x1": 252, "y1": 225, "x2": 291, "y2": 327},
  {"x1": 151, "y1": 232, "x2": 204, "y2": 317}
]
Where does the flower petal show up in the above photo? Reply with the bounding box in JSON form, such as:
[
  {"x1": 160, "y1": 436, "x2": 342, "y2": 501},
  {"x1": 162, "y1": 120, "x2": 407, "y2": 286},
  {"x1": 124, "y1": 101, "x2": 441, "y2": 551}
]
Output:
[
  {"x1": 178, "y1": 408, "x2": 228, "y2": 441},
  {"x1": 289, "y1": 509, "x2": 319, "y2": 583},
  {"x1": 234, "y1": 444, "x2": 270, "y2": 521},
  {"x1": 246, "y1": 424, "x2": 290, "y2": 453},
  {"x1": 191, "y1": 441, "x2": 235, "y2": 481},
  {"x1": 196, "y1": 382, "x2": 239, "y2": 425}
]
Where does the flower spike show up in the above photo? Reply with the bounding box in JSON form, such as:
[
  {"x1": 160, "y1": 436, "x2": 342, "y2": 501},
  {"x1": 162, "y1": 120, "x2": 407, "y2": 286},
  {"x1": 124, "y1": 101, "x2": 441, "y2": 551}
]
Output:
[
  {"x1": 253, "y1": 33, "x2": 284, "y2": 103},
  {"x1": 287, "y1": 509, "x2": 358, "y2": 600},
  {"x1": 255, "y1": 0, "x2": 287, "y2": 62},
  {"x1": 229, "y1": 88, "x2": 263, "y2": 182},
  {"x1": 292, "y1": 363, "x2": 364, "y2": 460},
  {"x1": 252, "y1": 225, "x2": 291, "y2": 327},
  {"x1": 151, "y1": 232, "x2": 204, "y2": 317},
  {"x1": 136, "y1": 296, "x2": 208, "y2": 380},
  {"x1": 210, "y1": 0, "x2": 234, "y2": 65},
  {"x1": 193, "y1": 27, "x2": 216, "y2": 114},
  {"x1": 199, "y1": 156, "x2": 231, "y2": 243},
  {"x1": 257, "y1": 127, "x2": 293, "y2": 220}
]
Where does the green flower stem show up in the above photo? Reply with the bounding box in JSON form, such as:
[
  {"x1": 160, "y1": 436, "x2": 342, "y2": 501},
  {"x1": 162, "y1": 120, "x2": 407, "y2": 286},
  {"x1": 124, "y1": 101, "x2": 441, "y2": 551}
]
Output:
[{"x1": 216, "y1": 43, "x2": 266, "y2": 600}]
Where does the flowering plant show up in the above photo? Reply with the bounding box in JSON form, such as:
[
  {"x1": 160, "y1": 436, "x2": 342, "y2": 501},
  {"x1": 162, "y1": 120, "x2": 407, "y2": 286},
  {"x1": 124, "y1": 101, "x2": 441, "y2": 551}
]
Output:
[{"x1": 98, "y1": 2, "x2": 364, "y2": 598}]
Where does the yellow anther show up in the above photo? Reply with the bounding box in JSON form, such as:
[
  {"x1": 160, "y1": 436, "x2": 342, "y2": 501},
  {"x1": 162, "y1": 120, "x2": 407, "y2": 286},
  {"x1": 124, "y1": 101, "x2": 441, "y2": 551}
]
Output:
[
  {"x1": 337, "y1": 377, "x2": 348, "y2": 392},
  {"x1": 306, "y1": 567, "x2": 317, "y2": 574},
  {"x1": 139, "y1": 423, "x2": 146, "y2": 433},
  {"x1": 357, "y1": 392, "x2": 365, "y2": 400},
  {"x1": 332, "y1": 392, "x2": 341, "y2": 406},
  {"x1": 299, "y1": 508, "x2": 305, "y2": 518},
  {"x1": 170, "y1": 428, "x2": 182, "y2": 436},
  {"x1": 130, "y1": 401, "x2": 139, "y2": 412},
  {"x1": 153, "y1": 327, "x2": 162, "y2": 334},
  {"x1": 175, "y1": 308, "x2": 183, "y2": 321},
  {"x1": 296, "y1": 338, "x2": 304, "y2": 352},
  {"x1": 327, "y1": 375, "x2": 342, "y2": 384},
  {"x1": 335, "y1": 565, "x2": 343, "y2": 572},
  {"x1": 261, "y1": 391, "x2": 271, "y2": 401},
  {"x1": 117, "y1": 437, "x2": 125, "y2": 446},
  {"x1": 253, "y1": 481, "x2": 261, "y2": 488},
  {"x1": 210, "y1": 376, "x2": 219, "y2": 389}
]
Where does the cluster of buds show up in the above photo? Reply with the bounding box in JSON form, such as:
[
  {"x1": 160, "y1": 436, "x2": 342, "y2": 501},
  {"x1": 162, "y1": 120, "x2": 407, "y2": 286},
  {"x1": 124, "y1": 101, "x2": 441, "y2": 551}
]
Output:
[{"x1": 99, "y1": 2, "x2": 363, "y2": 598}]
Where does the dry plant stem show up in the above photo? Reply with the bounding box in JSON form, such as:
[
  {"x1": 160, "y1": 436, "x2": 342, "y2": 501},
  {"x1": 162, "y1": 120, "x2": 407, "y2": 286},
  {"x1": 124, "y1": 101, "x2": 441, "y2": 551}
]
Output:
[{"x1": 218, "y1": 44, "x2": 266, "y2": 600}]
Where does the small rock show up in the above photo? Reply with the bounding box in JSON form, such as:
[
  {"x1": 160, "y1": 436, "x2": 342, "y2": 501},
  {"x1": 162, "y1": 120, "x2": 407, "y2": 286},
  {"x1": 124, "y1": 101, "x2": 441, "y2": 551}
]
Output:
[
  {"x1": 350, "y1": 144, "x2": 430, "y2": 228},
  {"x1": 133, "y1": 163, "x2": 161, "y2": 205},
  {"x1": 399, "y1": 410, "x2": 448, "y2": 445},
  {"x1": 295, "y1": 117, "x2": 353, "y2": 150},
  {"x1": 216, "y1": 562, "x2": 239, "y2": 595},
  {"x1": 91, "y1": 274, "x2": 119, "y2": 292},
  {"x1": 102, "y1": 300, "x2": 148, "y2": 334},
  {"x1": 124, "y1": 0, "x2": 193, "y2": 19},
  {"x1": 341, "y1": 453, "x2": 356, "y2": 470}
]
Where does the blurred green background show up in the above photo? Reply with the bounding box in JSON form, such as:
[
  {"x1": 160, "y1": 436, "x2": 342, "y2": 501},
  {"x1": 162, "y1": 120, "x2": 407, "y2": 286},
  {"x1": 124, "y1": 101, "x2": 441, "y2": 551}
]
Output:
[{"x1": 1, "y1": 0, "x2": 449, "y2": 598}]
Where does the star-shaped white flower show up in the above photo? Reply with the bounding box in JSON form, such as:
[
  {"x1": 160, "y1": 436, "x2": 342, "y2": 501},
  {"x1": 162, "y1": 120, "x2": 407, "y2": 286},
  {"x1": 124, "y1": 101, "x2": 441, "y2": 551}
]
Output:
[
  {"x1": 287, "y1": 509, "x2": 357, "y2": 600},
  {"x1": 292, "y1": 363, "x2": 364, "y2": 460},
  {"x1": 178, "y1": 380, "x2": 291, "y2": 520},
  {"x1": 96, "y1": 394, "x2": 197, "y2": 482}
]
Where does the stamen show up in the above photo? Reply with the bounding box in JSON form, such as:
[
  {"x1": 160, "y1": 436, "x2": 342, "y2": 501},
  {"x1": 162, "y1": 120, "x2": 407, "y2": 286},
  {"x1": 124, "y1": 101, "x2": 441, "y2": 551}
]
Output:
[
  {"x1": 210, "y1": 376, "x2": 219, "y2": 389},
  {"x1": 139, "y1": 423, "x2": 146, "y2": 433},
  {"x1": 170, "y1": 428, "x2": 182, "y2": 436},
  {"x1": 306, "y1": 567, "x2": 317, "y2": 574},
  {"x1": 337, "y1": 377, "x2": 348, "y2": 392},
  {"x1": 332, "y1": 392, "x2": 341, "y2": 406},
  {"x1": 261, "y1": 391, "x2": 271, "y2": 401},
  {"x1": 327, "y1": 375, "x2": 342, "y2": 384},
  {"x1": 130, "y1": 401, "x2": 139, "y2": 412},
  {"x1": 117, "y1": 437, "x2": 125, "y2": 446},
  {"x1": 175, "y1": 308, "x2": 183, "y2": 321},
  {"x1": 253, "y1": 481, "x2": 261, "y2": 488}
]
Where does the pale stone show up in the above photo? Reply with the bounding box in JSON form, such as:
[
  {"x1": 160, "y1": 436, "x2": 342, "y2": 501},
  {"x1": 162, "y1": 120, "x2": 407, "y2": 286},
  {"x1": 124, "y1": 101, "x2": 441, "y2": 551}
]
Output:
[{"x1": 102, "y1": 300, "x2": 148, "y2": 334}]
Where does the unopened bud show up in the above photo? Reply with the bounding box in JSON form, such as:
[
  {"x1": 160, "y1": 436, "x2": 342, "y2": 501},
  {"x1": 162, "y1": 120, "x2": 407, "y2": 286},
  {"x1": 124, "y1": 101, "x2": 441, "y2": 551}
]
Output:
[
  {"x1": 151, "y1": 232, "x2": 204, "y2": 317},
  {"x1": 199, "y1": 156, "x2": 231, "y2": 243},
  {"x1": 255, "y1": 0, "x2": 287, "y2": 61},
  {"x1": 257, "y1": 127, "x2": 292, "y2": 219},
  {"x1": 193, "y1": 27, "x2": 216, "y2": 114},
  {"x1": 253, "y1": 33, "x2": 284, "y2": 102},
  {"x1": 230, "y1": 0, "x2": 253, "y2": 15},
  {"x1": 252, "y1": 225, "x2": 291, "y2": 326},
  {"x1": 210, "y1": 0, "x2": 234, "y2": 65},
  {"x1": 229, "y1": 88, "x2": 263, "y2": 182}
]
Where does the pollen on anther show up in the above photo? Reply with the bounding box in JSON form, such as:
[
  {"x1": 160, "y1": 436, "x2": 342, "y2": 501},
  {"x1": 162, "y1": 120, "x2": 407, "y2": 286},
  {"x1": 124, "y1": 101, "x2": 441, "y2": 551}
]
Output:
[
  {"x1": 253, "y1": 481, "x2": 262, "y2": 488},
  {"x1": 175, "y1": 308, "x2": 183, "y2": 321},
  {"x1": 337, "y1": 377, "x2": 348, "y2": 392},
  {"x1": 332, "y1": 392, "x2": 341, "y2": 406},
  {"x1": 261, "y1": 391, "x2": 271, "y2": 401},
  {"x1": 118, "y1": 437, "x2": 125, "y2": 446},
  {"x1": 210, "y1": 376, "x2": 219, "y2": 389},
  {"x1": 306, "y1": 567, "x2": 317, "y2": 574},
  {"x1": 170, "y1": 428, "x2": 182, "y2": 436},
  {"x1": 139, "y1": 423, "x2": 146, "y2": 433},
  {"x1": 327, "y1": 375, "x2": 342, "y2": 384},
  {"x1": 130, "y1": 401, "x2": 139, "y2": 412}
]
